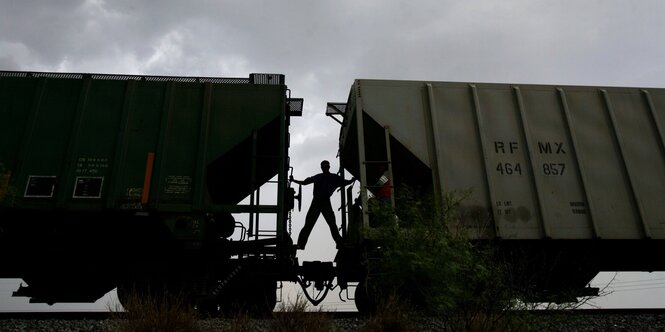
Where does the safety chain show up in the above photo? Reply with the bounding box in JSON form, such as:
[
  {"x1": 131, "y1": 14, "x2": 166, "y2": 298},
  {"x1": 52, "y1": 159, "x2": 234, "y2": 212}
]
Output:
[{"x1": 212, "y1": 265, "x2": 243, "y2": 296}]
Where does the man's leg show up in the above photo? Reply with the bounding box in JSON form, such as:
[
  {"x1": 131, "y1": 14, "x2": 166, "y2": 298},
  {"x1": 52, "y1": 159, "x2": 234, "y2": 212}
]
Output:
[
  {"x1": 321, "y1": 200, "x2": 343, "y2": 245},
  {"x1": 297, "y1": 202, "x2": 320, "y2": 249}
]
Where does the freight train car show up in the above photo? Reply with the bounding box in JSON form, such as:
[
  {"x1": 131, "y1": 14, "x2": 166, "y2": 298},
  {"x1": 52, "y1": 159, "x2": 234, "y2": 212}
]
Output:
[
  {"x1": 4, "y1": 71, "x2": 665, "y2": 312},
  {"x1": 0, "y1": 71, "x2": 311, "y2": 311},
  {"x1": 332, "y1": 79, "x2": 665, "y2": 302}
]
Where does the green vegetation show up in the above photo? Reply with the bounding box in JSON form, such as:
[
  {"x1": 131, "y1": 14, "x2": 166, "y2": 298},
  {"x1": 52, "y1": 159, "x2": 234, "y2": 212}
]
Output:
[
  {"x1": 363, "y1": 187, "x2": 506, "y2": 310},
  {"x1": 360, "y1": 186, "x2": 532, "y2": 330},
  {"x1": 358, "y1": 185, "x2": 606, "y2": 330}
]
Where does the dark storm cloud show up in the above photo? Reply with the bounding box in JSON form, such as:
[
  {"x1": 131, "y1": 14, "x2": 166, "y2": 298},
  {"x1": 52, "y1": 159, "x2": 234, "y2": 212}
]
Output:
[{"x1": 3, "y1": 1, "x2": 663, "y2": 89}]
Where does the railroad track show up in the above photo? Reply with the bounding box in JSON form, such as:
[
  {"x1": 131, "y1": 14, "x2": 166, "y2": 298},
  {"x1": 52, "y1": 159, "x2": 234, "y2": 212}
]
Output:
[
  {"x1": 0, "y1": 310, "x2": 362, "y2": 320},
  {"x1": 2, "y1": 309, "x2": 665, "y2": 331},
  {"x1": 0, "y1": 311, "x2": 114, "y2": 320},
  {"x1": 517, "y1": 308, "x2": 665, "y2": 315},
  {"x1": 1, "y1": 308, "x2": 665, "y2": 320}
]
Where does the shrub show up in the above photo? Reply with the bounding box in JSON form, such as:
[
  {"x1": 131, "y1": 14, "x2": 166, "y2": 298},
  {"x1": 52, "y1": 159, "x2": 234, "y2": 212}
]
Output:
[
  {"x1": 366, "y1": 188, "x2": 502, "y2": 311},
  {"x1": 364, "y1": 186, "x2": 520, "y2": 329}
]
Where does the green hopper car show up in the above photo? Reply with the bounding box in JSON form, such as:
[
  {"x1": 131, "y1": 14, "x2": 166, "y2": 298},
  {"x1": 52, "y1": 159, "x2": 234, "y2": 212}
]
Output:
[{"x1": 0, "y1": 71, "x2": 317, "y2": 311}]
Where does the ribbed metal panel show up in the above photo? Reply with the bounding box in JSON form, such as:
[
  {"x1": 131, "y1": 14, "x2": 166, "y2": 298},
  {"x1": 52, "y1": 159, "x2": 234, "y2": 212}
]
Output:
[
  {"x1": 249, "y1": 73, "x2": 285, "y2": 85},
  {"x1": 341, "y1": 79, "x2": 665, "y2": 240},
  {"x1": 0, "y1": 71, "x2": 288, "y2": 212}
]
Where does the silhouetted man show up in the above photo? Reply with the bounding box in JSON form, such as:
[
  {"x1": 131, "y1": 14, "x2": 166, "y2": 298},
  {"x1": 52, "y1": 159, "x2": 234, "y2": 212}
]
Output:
[{"x1": 291, "y1": 160, "x2": 355, "y2": 250}]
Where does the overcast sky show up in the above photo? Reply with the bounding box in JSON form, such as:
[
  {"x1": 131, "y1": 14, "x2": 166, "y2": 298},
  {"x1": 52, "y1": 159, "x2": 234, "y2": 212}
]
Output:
[{"x1": 1, "y1": 0, "x2": 665, "y2": 311}]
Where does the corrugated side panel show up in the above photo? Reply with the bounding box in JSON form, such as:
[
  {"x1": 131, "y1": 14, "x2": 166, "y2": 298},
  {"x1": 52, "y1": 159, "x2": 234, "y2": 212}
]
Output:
[
  {"x1": 356, "y1": 80, "x2": 665, "y2": 240},
  {"x1": 0, "y1": 74, "x2": 284, "y2": 212}
]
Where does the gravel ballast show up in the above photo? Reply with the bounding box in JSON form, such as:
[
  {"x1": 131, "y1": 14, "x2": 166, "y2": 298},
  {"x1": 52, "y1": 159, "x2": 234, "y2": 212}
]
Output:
[{"x1": 2, "y1": 313, "x2": 665, "y2": 331}]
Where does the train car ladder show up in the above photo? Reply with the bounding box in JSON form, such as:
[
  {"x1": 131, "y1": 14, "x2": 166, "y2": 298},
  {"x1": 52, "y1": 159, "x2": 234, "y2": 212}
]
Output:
[{"x1": 356, "y1": 125, "x2": 396, "y2": 229}]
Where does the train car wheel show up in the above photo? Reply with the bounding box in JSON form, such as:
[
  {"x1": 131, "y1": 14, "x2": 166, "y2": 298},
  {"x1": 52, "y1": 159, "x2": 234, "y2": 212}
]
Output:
[{"x1": 354, "y1": 281, "x2": 378, "y2": 315}]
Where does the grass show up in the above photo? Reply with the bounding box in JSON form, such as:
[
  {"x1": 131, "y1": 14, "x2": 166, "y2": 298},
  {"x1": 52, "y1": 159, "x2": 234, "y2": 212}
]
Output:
[
  {"x1": 107, "y1": 291, "x2": 201, "y2": 332},
  {"x1": 359, "y1": 294, "x2": 417, "y2": 332},
  {"x1": 107, "y1": 290, "x2": 338, "y2": 332},
  {"x1": 105, "y1": 288, "x2": 539, "y2": 332},
  {"x1": 269, "y1": 294, "x2": 336, "y2": 332}
]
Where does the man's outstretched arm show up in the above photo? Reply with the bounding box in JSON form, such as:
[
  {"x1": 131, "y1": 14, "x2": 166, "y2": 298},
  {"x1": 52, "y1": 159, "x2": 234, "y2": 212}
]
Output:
[{"x1": 290, "y1": 175, "x2": 313, "y2": 185}]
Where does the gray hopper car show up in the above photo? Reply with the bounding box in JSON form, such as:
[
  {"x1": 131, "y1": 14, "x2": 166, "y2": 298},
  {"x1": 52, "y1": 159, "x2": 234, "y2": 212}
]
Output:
[{"x1": 335, "y1": 79, "x2": 665, "y2": 301}]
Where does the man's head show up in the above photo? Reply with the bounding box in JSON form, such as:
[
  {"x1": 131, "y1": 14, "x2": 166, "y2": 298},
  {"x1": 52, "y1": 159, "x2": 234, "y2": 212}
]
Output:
[{"x1": 320, "y1": 160, "x2": 331, "y2": 173}]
